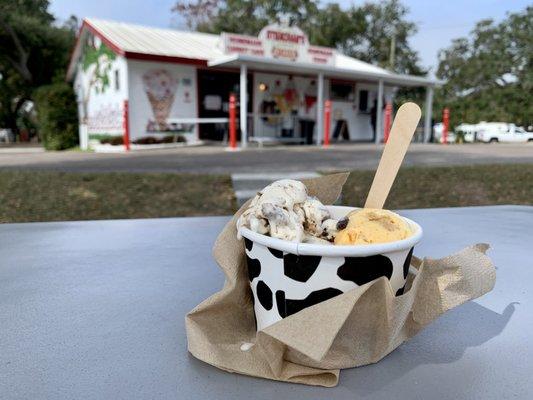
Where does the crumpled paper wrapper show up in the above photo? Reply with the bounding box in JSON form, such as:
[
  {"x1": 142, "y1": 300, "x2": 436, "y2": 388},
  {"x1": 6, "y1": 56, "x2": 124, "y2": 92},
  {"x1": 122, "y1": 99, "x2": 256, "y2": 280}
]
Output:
[{"x1": 185, "y1": 173, "x2": 496, "y2": 387}]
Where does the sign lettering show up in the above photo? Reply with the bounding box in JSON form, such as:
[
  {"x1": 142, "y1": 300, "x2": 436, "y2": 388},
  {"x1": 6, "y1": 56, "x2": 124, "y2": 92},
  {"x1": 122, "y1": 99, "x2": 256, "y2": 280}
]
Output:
[{"x1": 221, "y1": 23, "x2": 336, "y2": 66}]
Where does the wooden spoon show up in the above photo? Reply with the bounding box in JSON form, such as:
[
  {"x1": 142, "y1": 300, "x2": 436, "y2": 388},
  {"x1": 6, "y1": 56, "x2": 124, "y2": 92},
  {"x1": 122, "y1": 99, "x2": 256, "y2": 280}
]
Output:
[{"x1": 364, "y1": 102, "x2": 422, "y2": 209}]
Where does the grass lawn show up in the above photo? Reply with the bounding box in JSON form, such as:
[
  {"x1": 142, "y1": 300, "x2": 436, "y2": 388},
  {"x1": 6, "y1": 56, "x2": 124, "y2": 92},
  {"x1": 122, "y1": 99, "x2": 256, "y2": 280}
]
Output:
[
  {"x1": 342, "y1": 163, "x2": 533, "y2": 209},
  {"x1": 0, "y1": 164, "x2": 531, "y2": 223},
  {"x1": 0, "y1": 171, "x2": 236, "y2": 223}
]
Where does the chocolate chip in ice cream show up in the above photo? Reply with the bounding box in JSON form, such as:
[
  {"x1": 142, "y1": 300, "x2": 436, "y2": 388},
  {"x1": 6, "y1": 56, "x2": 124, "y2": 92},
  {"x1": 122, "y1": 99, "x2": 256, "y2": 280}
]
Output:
[{"x1": 336, "y1": 218, "x2": 349, "y2": 231}]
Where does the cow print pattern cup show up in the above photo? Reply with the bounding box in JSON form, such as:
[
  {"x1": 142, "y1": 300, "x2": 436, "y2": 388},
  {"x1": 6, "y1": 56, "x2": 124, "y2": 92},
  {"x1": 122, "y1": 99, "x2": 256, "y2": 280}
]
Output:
[{"x1": 240, "y1": 206, "x2": 422, "y2": 331}]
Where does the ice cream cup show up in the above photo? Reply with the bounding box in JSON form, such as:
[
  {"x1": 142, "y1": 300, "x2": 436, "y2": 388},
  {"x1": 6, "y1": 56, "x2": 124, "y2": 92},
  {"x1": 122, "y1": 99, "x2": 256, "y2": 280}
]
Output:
[{"x1": 239, "y1": 206, "x2": 423, "y2": 331}]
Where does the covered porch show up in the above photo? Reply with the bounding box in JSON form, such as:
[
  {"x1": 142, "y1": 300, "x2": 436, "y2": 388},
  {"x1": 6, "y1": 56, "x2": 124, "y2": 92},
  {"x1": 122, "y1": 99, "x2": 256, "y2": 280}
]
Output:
[{"x1": 208, "y1": 54, "x2": 438, "y2": 147}]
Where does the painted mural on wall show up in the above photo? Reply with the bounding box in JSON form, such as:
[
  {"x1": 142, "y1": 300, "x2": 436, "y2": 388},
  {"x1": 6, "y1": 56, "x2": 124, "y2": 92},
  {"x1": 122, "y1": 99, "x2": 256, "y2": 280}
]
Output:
[
  {"x1": 142, "y1": 69, "x2": 176, "y2": 129},
  {"x1": 257, "y1": 76, "x2": 318, "y2": 132},
  {"x1": 142, "y1": 69, "x2": 193, "y2": 134},
  {"x1": 259, "y1": 78, "x2": 297, "y2": 127},
  {"x1": 253, "y1": 73, "x2": 322, "y2": 139},
  {"x1": 80, "y1": 35, "x2": 117, "y2": 126},
  {"x1": 87, "y1": 103, "x2": 122, "y2": 132}
]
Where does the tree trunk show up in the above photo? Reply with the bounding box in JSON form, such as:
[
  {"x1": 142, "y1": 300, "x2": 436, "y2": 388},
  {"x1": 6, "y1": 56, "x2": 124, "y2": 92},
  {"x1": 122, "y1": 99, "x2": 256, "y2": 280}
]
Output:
[{"x1": 0, "y1": 17, "x2": 32, "y2": 83}]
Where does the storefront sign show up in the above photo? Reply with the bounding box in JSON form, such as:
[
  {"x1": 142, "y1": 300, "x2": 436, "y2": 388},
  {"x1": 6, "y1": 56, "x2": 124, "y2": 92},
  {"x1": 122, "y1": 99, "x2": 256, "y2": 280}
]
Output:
[
  {"x1": 220, "y1": 33, "x2": 264, "y2": 57},
  {"x1": 307, "y1": 46, "x2": 335, "y2": 64},
  {"x1": 258, "y1": 24, "x2": 307, "y2": 62},
  {"x1": 221, "y1": 23, "x2": 336, "y2": 66}
]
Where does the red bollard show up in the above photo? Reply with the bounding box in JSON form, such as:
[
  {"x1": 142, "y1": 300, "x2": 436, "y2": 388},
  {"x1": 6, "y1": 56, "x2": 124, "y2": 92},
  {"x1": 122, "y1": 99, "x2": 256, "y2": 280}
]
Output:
[
  {"x1": 442, "y1": 107, "x2": 450, "y2": 145},
  {"x1": 122, "y1": 100, "x2": 130, "y2": 151},
  {"x1": 383, "y1": 103, "x2": 392, "y2": 143},
  {"x1": 229, "y1": 94, "x2": 237, "y2": 150},
  {"x1": 324, "y1": 99, "x2": 331, "y2": 147}
]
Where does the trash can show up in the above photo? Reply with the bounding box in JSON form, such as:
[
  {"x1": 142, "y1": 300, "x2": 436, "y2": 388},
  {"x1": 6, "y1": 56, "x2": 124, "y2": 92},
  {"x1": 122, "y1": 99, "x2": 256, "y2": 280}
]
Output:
[{"x1": 299, "y1": 119, "x2": 315, "y2": 145}]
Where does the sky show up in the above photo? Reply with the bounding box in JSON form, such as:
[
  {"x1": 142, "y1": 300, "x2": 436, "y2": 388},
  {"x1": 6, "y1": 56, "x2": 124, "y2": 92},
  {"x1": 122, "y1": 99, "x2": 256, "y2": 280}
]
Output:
[{"x1": 50, "y1": 0, "x2": 530, "y2": 73}]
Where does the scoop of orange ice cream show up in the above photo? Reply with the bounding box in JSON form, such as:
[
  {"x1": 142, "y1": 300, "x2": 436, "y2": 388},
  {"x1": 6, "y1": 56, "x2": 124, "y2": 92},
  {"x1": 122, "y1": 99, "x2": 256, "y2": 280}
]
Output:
[{"x1": 334, "y1": 208, "x2": 412, "y2": 245}]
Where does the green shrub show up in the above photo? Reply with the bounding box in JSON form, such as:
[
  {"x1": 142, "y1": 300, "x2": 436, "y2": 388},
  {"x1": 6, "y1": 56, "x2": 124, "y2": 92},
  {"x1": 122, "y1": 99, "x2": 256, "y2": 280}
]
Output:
[{"x1": 34, "y1": 83, "x2": 79, "y2": 150}]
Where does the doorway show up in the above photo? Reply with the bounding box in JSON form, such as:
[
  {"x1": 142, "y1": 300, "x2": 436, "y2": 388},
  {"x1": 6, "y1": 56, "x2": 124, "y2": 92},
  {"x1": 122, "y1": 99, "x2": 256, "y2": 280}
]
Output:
[{"x1": 197, "y1": 69, "x2": 253, "y2": 141}]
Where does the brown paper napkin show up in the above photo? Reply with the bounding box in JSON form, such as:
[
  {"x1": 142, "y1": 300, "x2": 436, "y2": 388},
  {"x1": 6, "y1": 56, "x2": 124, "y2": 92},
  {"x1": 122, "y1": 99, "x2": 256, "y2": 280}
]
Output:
[{"x1": 185, "y1": 173, "x2": 496, "y2": 387}]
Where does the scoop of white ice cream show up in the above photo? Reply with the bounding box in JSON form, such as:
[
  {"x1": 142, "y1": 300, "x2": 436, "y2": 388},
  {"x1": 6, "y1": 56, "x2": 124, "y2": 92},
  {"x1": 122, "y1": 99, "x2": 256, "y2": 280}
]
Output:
[{"x1": 237, "y1": 179, "x2": 338, "y2": 243}]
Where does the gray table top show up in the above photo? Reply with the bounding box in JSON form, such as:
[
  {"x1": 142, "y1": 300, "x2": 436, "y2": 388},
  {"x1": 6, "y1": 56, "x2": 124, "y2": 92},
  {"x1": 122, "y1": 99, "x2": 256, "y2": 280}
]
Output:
[{"x1": 1, "y1": 205, "x2": 532, "y2": 400}]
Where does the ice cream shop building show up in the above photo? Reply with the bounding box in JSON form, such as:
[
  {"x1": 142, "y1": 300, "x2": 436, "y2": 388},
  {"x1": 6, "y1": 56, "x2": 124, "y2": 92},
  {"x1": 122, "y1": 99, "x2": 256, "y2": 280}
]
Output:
[{"x1": 67, "y1": 18, "x2": 439, "y2": 150}]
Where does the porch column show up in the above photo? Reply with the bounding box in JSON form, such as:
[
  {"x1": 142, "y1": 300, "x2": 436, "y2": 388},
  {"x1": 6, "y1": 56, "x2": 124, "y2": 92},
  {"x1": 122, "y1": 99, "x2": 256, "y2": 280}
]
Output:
[
  {"x1": 424, "y1": 85, "x2": 434, "y2": 143},
  {"x1": 316, "y1": 72, "x2": 324, "y2": 146},
  {"x1": 375, "y1": 79, "x2": 384, "y2": 144},
  {"x1": 240, "y1": 64, "x2": 248, "y2": 148}
]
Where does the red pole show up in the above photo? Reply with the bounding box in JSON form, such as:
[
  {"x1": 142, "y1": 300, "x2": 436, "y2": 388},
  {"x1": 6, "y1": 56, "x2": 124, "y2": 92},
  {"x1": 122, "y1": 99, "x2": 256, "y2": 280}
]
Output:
[
  {"x1": 383, "y1": 103, "x2": 392, "y2": 143},
  {"x1": 442, "y1": 107, "x2": 450, "y2": 145},
  {"x1": 229, "y1": 93, "x2": 237, "y2": 149},
  {"x1": 122, "y1": 99, "x2": 130, "y2": 151},
  {"x1": 323, "y1": 99, "x2": 331, "y2": 147}
]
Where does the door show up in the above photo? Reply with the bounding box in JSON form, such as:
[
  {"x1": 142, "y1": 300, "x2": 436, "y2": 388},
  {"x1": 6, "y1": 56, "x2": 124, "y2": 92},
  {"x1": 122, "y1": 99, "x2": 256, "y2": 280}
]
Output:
[
  {"x1": 512, "y1": 126, "x2": 527, "y2": 142},
  {"x1": 197, "y1": 69, "x2": 253, "y2": 141}
]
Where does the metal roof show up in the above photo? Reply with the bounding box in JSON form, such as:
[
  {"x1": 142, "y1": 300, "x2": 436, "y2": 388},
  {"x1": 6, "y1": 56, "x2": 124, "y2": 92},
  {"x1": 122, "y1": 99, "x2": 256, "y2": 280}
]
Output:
[
  {"x1": 85, "y1": 18, "x2": 224, "y2": 60},
  {"x1": 67, "y1": 18, "x2": 439, "y2": 86}
]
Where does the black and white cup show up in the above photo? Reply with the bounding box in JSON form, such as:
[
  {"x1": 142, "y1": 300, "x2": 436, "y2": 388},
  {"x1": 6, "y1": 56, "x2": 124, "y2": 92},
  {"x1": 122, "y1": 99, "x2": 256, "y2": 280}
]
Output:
[{"x1": 239, "y1": 206, "x2": 423, "y2": 331}]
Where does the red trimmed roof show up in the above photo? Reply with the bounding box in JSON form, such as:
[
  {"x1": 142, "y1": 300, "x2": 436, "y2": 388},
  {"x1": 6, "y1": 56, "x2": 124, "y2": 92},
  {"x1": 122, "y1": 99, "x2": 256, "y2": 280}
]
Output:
[{"x1": 67, "y1": 18, "x2": 220, "y2": 80}]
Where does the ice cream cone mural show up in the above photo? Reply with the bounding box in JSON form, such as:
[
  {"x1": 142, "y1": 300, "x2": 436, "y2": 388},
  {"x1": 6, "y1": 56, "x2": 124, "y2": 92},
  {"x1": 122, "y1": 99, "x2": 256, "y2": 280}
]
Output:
[{"x1": 142, "y1": 69, "x2": 177, "y2": 130}]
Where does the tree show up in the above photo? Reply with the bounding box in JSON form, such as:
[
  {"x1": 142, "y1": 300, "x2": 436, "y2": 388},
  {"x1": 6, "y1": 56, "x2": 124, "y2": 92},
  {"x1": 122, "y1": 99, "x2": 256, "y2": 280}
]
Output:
[
  {"x1": 34, "y1": 82, "x2": 79, "y2": 150},
  {"x1": 435, "y1": 6, "x2": 532, "y2": 128},
  {"x1": 173, "y1": 0, "x2": 424, "y2": 75},
  {"x1": 174, "y1": 0, "x2": 319, "y2": 36},
  {"x1": 0, "y1": 0, "x2": 76, "y2": 137},
  {"x1": 341, "y1": 0, "x2": 423, "y2": 75}
]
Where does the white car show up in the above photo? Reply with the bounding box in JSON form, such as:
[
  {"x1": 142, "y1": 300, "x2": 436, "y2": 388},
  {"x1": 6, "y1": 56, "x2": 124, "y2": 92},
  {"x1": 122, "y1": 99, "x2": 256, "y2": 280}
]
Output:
[{"x1": 476, "y1": 123, "x2": 533, "y2": 143}]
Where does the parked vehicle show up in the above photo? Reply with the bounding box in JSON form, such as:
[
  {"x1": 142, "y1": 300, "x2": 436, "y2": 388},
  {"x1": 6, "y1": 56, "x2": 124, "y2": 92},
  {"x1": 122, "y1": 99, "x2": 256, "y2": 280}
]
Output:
[
  {"x1": 476, "y1": 123, "x2": 533, "y2": 143},
  {"x1": 454, "y1": 123, "x2": 479, "y2": 142}
]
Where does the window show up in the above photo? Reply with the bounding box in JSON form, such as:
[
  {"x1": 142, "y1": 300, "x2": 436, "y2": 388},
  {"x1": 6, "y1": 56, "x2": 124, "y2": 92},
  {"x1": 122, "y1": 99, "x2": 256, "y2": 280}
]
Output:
[
  {"x1": 114, "y1": 69, "x2": 120, "y2": 91},
  {"x1": 330, "y1": 82, "x2": 355, "y2": 101}
]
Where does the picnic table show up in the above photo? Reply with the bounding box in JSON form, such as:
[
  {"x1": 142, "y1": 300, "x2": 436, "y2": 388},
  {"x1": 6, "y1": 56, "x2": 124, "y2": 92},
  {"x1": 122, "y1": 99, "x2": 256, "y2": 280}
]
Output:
[{"x1": 1, "y1": 206, "x2": 531, "y2": 399}]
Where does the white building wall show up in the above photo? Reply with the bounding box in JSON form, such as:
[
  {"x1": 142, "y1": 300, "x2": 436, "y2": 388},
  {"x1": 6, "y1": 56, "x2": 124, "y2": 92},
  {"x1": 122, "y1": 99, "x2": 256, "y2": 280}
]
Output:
[
  {"x1": 329, "y1": 83, "x2": 394, "y2": 142},
  {"x1": 73, "y1": 54, "x2": 128, "y2": 142},
  {"x1": 127, "y1": 60, "x2": 198, "y2": 141}
]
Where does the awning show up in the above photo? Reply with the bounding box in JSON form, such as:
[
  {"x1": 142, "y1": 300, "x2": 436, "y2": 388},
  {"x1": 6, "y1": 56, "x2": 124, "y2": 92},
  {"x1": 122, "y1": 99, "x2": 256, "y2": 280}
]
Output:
[{"x1": 208, "y1": 54, "x2": 442, "y2": 87}]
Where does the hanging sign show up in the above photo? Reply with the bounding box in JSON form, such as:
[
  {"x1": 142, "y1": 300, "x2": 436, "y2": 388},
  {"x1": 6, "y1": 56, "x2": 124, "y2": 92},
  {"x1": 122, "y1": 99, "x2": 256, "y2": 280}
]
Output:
[
  {"x1": 258, "y1": 23, "x2": 307, "y2": 62},
  {"x1": 220, "y1": 23, "x2": 336, "y2": 66},
  {"x1": 220, "y1": 33, "x2": 264, "y2": 57}
]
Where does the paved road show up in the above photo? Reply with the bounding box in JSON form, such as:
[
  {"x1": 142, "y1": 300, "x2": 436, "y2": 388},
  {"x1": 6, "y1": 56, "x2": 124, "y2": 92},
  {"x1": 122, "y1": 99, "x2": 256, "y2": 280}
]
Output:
[{"x1": 1, "y1": 143, "x2": 532, "y2": 174}]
